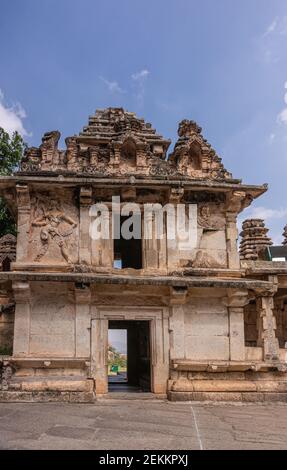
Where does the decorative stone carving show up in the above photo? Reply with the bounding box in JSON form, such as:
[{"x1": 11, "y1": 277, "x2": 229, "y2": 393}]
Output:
[
  {"x1": 283, "y1": 224, "x2": 287, "y2": 246},
  {"x1": 0, "y1": 234, "x2": 16, "y2": 269},
  {"x1": 178, "y1": 119, "x2": 202, "y2": 138},
  {"x1": 169, "y1": 119, "x2": 233, "y2": 180},
  {"x1": 0, "y1": 361, "x2": 14, "y2": 391},
  {"x1": 240, "y1": 219, "x2": 273, "y2": 260},
  {"x1": 41, "y1": 130, "x2": 61, "y2": 170},
  {"x1": 191, "y1": 250, "x2": 226, "y2": 268},
  {"x1": 20, "y1": 147, "x2": 41, "y2": 172},
  {"x1": 31, "y1": 196, "x2": 77, "y2": 263},
  {"x1": 65, "y1": 136, "x2": 79, "y2": 171},
  {"x1": 197, "y1": 205, "x2": 225, "y2": 230},
  {"x1": 256, "y1": 294, "x2": 280, "y2": 361},
  {"x1": 17, "y1": 108, "x2": 235, "y2": 181}
]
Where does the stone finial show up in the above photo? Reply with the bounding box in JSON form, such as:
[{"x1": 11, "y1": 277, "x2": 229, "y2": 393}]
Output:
[
  {"x1": 41, "y1": 130, "x2": 61, "y2": 147},
  {"x1": 283, "y1": 225, "x2": 287, "y2": 246},
  {"x1": 239, "y1": 219, "x2": 273, "y2": 261},
  {"x1": 170, "y1": 119, "x2": 232, "y2": 180},
  {"x1": 40, "y1": 130, "x2": 61, "y2": 170},
  {"x1": 178, "y1": 119, "x2": 202, "y2": 138}
]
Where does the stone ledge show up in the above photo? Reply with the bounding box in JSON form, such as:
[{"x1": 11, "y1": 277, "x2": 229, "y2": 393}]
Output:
[
  {"x1": 171, "y1": 360, "x2": 287, "y2": 372},
  {"x1": 8, "y1": 376, "x2": 94, "y2": 393},
  {"x1": 0, "y1": 174, "x2": 266, "y2": 192},
  {"x1": 0, "y1": 391, "x2": 95, "y2": 403},
  {"x1": 169, "y1": 379, "x2": 287, "y2": 393},
  {"x1": 0, "y1": 271, "x2": 274, "y2": 290},
  {"x1": 168, "y1": 391, "x2": 287, "y2": 402},
  {"x1": 10, "y1": 357, "x2": 90, "y2": 369}
]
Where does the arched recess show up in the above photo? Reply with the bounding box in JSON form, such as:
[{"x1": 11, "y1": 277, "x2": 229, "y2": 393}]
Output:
[
  {"x1": 121, "y1": 138, "x2": 137, "y2": 167},
  {"x1": 189, "y1": 141, "x2": 202, "y2": 170}
]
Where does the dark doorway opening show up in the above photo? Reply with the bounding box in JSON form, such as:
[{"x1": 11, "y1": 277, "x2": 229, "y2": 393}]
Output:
[
  {"x1": 108, "y1": 320, "x2": 151, "y2": 392},
  {"x1": 113, "y1": 215, "x2": 142, "y2": 269}
]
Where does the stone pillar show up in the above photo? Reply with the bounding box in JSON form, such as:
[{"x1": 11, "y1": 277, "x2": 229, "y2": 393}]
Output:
[
  {"x1": 152, "y1": 309, "x2": 170, "y2": 393},
  {"x1": 12, "y1": 281, "x2": 31, "y2": 357},
  {"x1": 169, "y1": 287, "x2": 187, "y2": 360},
  {"x1": 75, "y1": 285, "x2": 91, "y2": 358},
  {"x1": 79, "y1": 186, "x2": 92, "y2": 265},
  {"x1": 16, "y1": 185, "x2": 31, "y2": 263},
  {"x1": 91, "y1": 317, "x2": 108, "y2": 394},
  {"x1": 224, "y1": 289, "x2": 249, "y2": 361},
  {"x1": 226, "y1": 212, "x2": 240, "y2": 270},
  {"x1": 143, "y1": 210, "x2": 157, "y2": 269},
  {"x1": 101, "y1": 209, "x2": 113, "y2": 267},
  {"x1": 256, "y1": 294, "x2": 280, "y2": 361}
]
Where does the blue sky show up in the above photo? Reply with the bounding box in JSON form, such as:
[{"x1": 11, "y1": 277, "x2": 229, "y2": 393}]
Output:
[{"x1": 1, "y1": 0, "x2": 287, "y2": 242}]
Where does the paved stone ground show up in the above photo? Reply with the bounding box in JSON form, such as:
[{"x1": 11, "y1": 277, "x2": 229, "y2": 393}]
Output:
[{"x1": 0, "y1": 400, "x2": 287, "y2": 450}]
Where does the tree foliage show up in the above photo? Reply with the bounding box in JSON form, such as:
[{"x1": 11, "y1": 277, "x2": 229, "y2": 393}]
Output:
[
  {"x1": 0, "y1": 127, "x2": 26, "y2": 237},
  {"x1": 108, "y1": 345, "x2": 127, "y2": 368}
]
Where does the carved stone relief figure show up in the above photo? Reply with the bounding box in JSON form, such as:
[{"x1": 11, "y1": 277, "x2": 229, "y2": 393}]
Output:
[
  {"x1": 190, "y1": 250, "x2": 226, "y2": 268},
  {"x1": 32, "y1": 196, "x2": 77, "y2": 263},
  {"x1": 197, "y1": 204, "x2": 225, "y2": 231}
]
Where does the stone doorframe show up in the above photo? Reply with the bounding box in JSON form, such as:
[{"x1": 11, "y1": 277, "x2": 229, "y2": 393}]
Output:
[{"x1": 90, "y1": 306, "x2": 170, "y2": 395}]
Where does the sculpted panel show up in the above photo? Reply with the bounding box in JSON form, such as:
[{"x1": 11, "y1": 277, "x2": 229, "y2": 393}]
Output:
[{"x1": 29, "y1": 191, "x2": 79, "y2": 264}]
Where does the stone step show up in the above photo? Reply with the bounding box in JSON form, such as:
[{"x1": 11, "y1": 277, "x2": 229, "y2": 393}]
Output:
[{"x1": 9, "y1": 376, "x2": 94, "y2": 393}]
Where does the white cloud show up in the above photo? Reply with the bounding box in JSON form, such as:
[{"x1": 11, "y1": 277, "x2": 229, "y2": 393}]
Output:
[
  {"x1": 278, "y1": 108, "x2": 287, "y2": 125},
  {"x1": 131, "y1": 69, "x2": 150, "y2": 106},
  {"x1": 131, "y1": 69, "x2": 150, "y2": 81},
  {"x1": 263, "y1": 16, "x2": 287, "y2": 37},
  {"x1": 237, "y1": 207, "x2": 287, "y2": 245},
  {"x1": 263, "y1": 18, "x2": 279, "y2": 37},
  {"x1": 99, "y1": 76, "x2": 125, "y2": 94},
  {"x1": 0, "y1": 89, "x2": 30, "y2": 136},
  {"x1": 278, "y1": 16, "x2": 287, "y2": 35},
  {"x1": 277, "y1": 81, "x2": 287, "y2": 125},
  {"x1": 259, "y1": 16, "x2": 287, "y2": 63},
  {"x1": 269, "y1": 133, "x2": 276, "y2": 144},
  {"x1": 240, "y1": 206, "x2": 287, "y2": 221}
]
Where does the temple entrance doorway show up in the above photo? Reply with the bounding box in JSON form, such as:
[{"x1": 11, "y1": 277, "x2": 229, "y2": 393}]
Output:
[{"x1": 108, "y1": 320, "x2": 151, "y2": 392}]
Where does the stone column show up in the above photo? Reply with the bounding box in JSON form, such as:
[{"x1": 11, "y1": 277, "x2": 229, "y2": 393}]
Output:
[
  {"x1": 169, "y1": 287, "x2": 187, "y2": 360},
  {"x1": 79, "y1": 186, "x2": 92, "y2": 265},
  {"x1": 224, "y1": 289, "x2": 249, "y2": 361},
  {"x1": 226, "y1": 212, "x2": 240, "y2": 270},
  {"x1": 101, "y1": 209, "x2": 113, "y2": 267},
  {"x1": 256, "y1": 294, "x2": 280, "y2": 361},
  {"x1": 16, "y1": 185, "x2": 31, "y2": 263},
  {"x1": 91, "y1": 316, "x2": 108, "y2": 394},
  {"x1": 75, "y1": 285, "x2": 91, "y2": 358},
  {"x1": 152, "y1": 309, "x2": 170, "y2": 394},
  {"x1": 143, "y1": 210, "x2": 158, "y2": 269},
  {"x1": 12, "y1": 281, "x2": 31, "y2": 356}
]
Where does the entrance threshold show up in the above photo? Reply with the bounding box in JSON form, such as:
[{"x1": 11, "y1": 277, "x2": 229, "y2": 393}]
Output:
[{"x1": 98, "y1": 392, "x2": 167, "y2": 401}]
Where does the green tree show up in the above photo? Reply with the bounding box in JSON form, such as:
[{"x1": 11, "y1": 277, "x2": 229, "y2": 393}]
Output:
[{"x1": 0, "y1": 127, "x2": 26, "y2": 237}]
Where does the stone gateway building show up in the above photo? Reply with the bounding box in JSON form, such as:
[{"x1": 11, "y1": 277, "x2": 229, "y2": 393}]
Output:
[{"x1": 1, "y1": 107, "x2": 287, "y2": 402}]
